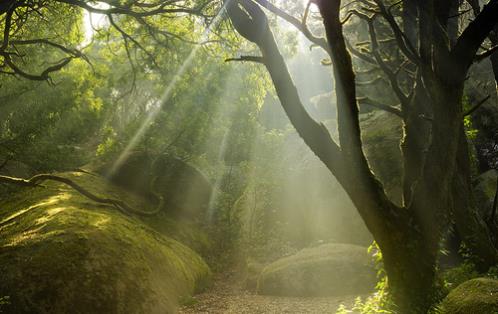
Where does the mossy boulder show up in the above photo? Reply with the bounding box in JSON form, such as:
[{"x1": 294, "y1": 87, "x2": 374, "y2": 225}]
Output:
[
  {"x1": 440, "y1": 278, "x2": 498, "y2": 313},
  {"x1": 257, "y1": 243, "x2": 376, "y2": 297},
  {"x1": 0, "y1": 172, "x2": 211, "y2": 314},
  {"x1": 360, "y1": 110, "x2": 403, "y2": 205},
  {"x1": 0, "y1": 160, "x2": 33, "y2": 178},
  {"x1": 474, "y1": 169, "x2": 497, "y2": 218},
  {"x1": 90, "y1": 151, "x2": 213, "y2": 219}
]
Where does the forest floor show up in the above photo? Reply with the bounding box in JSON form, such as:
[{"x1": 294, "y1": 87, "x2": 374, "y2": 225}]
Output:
[{"x1": 178, "y1": 272, "x2": 364, "y2": 314}]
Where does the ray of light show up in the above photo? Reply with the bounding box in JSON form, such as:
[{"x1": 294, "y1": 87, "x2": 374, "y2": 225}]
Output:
[{"x1": 107, "y1": 2, "x2": 232, "y2": 177}]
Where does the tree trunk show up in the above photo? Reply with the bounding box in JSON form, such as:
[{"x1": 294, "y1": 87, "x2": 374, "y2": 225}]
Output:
[{"x1": 381, "y1": 234, "x2": 437, "y2": 313}]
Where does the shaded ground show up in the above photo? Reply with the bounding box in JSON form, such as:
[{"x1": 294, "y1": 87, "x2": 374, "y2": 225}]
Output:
[{"x1": 178, "y1": 272, "x2": 363, "y2": 314}]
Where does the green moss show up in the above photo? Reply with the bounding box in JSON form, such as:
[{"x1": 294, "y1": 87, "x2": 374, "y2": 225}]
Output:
[
  {"x1": 439, "y1": 278, "x2": 498, "y2": 314},
  {"x1": 360, "y1": 111, "x2": 403, "y2": 205},
  {"x1": 257, "y1": 243, "x2": 376, "y2": 297},
  {"x1": 0, "y1": 172, "x2": 211, "y2": 313}
]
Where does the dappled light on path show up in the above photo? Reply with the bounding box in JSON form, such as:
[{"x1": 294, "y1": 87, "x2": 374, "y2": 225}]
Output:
[{"x1": 178, "y1": 273, "x2": 364, "y2": 314}]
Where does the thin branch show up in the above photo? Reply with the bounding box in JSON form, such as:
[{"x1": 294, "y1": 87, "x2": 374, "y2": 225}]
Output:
[
  {"x1": 355, "y1": 10, "x2": 409, "y2": 107},
  {"x1": 370, "y1": 0, "x2": 420, "y2": 65},
  {"x1": 452, "y1": 0, "x2": 498, "y2": 74},
  {"x1": 253, "y1": 0, "x2": 331, "y2": 55},
  {"x1": 463, "y1": 95, "x2": 491, "y2": 116},
  {"x1": 107, "y1": 14, "x2": 159, "y2": 68},
  {"x1": 475, "y1": 45, "x2": 498, "y2": 62},
  {"x1": 357, "y1": 97, "x2": 402, "y2": 117},
  {"x1": 225, "y1": 55, "x2": 265, "y2": 63}
]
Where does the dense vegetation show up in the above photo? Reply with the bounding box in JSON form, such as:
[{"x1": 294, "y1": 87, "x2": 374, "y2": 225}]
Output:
[{"x1": 1, "y1": 0, "x2": 498, "y2": 313}]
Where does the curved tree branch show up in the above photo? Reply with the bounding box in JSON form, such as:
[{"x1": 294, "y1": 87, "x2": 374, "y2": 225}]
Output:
[{"x1": 0, "y1": 173, "x2": 162, "y2": 216}]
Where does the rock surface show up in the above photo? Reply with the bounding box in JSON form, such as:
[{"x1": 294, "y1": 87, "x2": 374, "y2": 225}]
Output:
[
  {"x1": 91, "y1": 151, "x2": 213, "y2": 218},
  {"x1": 474, "y1": 169, "x2": 498, "y2": 218},
  {"x1": 257, "y1": 243, "x2": 377, "y2": 297},
  {"x1": 360, "y1": 110, "x2": 403, "y2": 205},
  {"x1": 0, "y1": 172, "x2": 211, "y2": 314},
  {"x1": 440, "y1": 278, "x2": 498, "y2": 314}
]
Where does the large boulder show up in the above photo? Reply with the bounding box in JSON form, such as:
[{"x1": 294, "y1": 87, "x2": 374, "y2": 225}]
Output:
[
  {"x1": 310, "y1": 92, "x2": 337, "y2": 120},
  {"x1": 0, "y1": 160, "x2": 33, "y2": 178},
  {"x1": 440, "y1": 278, "x2": 498, "y2": 314},
  {"x1": 90, "y1": 152, "x2": 213, "y2": 218},
  {"x1": 257, "y1": 243, "x2": 376, "y2": 297},
  {"x1": 360, "y1": 110, "x2": 403, "y2": 205},
  {"x1": 0, "y1": 172, "x2": 211, "y2": 314},
  {"x1": 474, "y1": 169, "x2": 497, "y2": 218}
]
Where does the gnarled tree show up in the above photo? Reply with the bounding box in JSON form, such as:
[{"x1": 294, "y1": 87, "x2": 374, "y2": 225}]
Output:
[{"x1": 225, "y1": 0, "x2": 498, "y2": 312}]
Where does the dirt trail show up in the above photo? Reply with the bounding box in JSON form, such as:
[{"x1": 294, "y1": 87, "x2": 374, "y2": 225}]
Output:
[{"x1": 178, "y1": 273, "x2": 364, "y2": 314}]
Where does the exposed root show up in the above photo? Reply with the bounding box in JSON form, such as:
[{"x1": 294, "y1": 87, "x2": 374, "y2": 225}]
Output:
[{"x1": 0, "y1": 173, "x2": 162, "y2": 216}]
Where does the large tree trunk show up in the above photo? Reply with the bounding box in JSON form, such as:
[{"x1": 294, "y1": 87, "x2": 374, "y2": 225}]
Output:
[{"x1": 381, "y1": 233, "x2": 437, "y2": 313}]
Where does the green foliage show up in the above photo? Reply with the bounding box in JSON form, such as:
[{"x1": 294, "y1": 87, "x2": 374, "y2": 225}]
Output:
[
  {"x1": 441, "y1": 261, "x2": 498, "y2": 292},
  {"x1": 463, "y1": 95, "x2": 479, "y2": 140},
  {"x1": 0, "y1": 58, "x2": 105, "y2": 171},
  {"x1": 0, "y1": 296, "x2": 10, "y2": 313},
  {"x1": 441, "y1": 262, "x2": 480, "y2": 291},
  {"x1": 336, "y1": 242, "x2": 395, "y2": 314}
]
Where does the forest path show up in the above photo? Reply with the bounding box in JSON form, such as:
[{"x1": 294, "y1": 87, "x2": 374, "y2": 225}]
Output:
[{"x1": 178, "y1": 272, "x2": 363, "y2": 314}]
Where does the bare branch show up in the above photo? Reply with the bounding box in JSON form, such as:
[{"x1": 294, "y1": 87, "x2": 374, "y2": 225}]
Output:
[
  {"x1": 253, "y1": 0, "x2": 331, "y2": 56},
  {"x1": 475, "y1": 45, "x2": 498, "y2": 62},
  {"x1": 370, "y1": 0, "x2": 420, "y2": 65},
  {"x1": 225, "y1": 55, "x2": 265, "y2": 64},
  {"x1": 463, "y1": 95, "x2": 491, "y2": 117},
  {"x1": 452, "y1": 0, "x2": 498, "y2": 74},
  {"x1": 357, "y1": 97, "x2": 402, "y2": 117}
]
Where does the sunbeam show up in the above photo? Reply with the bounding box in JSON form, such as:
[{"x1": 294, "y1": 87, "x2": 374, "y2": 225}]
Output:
[{"x1": 107, "y1": 2, "x2": 233, "y2": 177}]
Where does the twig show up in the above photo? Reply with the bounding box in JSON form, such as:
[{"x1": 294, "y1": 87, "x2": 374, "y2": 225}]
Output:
[
  {"x1": 463, "y1": 95, "x2": 491, "y2": 116},
  {"x1": 357, "y1": 97, "x2": 402, "y2": 117},
  {"x1": 475, "y1": 45, "x2": 498, "y2": 62},
  {"x1": 225, "y1": 55, "x2": 265, "y2": 64}
]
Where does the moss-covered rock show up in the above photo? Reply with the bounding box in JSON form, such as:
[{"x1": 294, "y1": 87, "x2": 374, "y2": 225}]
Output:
[
  {"x1": 360, "y1": 110, "x2": 403, "y2": 205},
  {"x1": 257, "y1": 243, "x2": 376, "y2": 297},
  {"x1": 440, "y1": 278, "x2": 498, "y2": 314},
  {"x1": 90, "y1": 151, "x2": 213, "y2": 219},
  {"x1": 0, "y1": 172, "x2": 211, "y2": 314},
  {"x1": 474, "y1": 169, "x2": 497, "y2": 218}
]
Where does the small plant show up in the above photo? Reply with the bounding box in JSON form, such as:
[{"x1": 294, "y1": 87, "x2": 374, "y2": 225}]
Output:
[
  {"x1": 336, "y1": 243, "x2": 395, "y2": 314},
  {"x1": 441, "y1": 261, "x2": 480, "y2": 291},
  {"x1": 0, "y1": 296, "x2": 10, "y2": 313}
]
